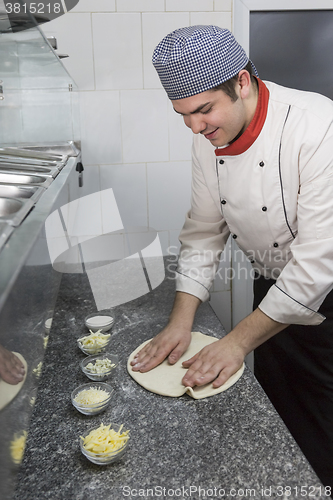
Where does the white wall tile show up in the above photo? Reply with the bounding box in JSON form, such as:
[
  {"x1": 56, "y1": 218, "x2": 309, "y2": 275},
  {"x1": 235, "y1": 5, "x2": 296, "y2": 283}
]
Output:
[
  {"x1": 142, "y1": 12, "x2": 190, "y2": 89},
  {"x1": 80, "y1": 233, "x2": 125, "y2": 264},
  {"x1": 101, "y1": 187, "x2": 125, "y2": 233},
  {"x1": 165, "y1": 251, "x2": 178, "y2": 279},
  {"x1": 62, "y1": 190, "x2": 104, "y2": 238},
  {"x1": 121, "y1": 90, "x2": 169, "y2": 163},
  {"x1": 21, "y1": 91, "x2": 72, "y2": 143},
  {"x1": 63, "y1": 187, "x2": 124, "y2": 241},
  {"x1": 92, "y1": 13, "x2": 143, "y2": 90},
  {"x1": 209, "y1": 290, "x2": 231, "y2": 332},
  {"x1": 117, "y1": 0, "x2": 164, "y2": 11},
  {"x1": 169, "y1": 230, "x2": 182, "y2": 255},
  {"x1": 190, "y1": 11, "x2": 231, "y2": 29},
  {"x1": 70, "y1": 0, "x2": 116, "y2": 12},
  {"x1": 100, "y1": 164, "x2": 148, "y2": 228},
  {"x1": 0, "y1": 94, "x2": 23, "y2": 144},
  {"x1": 142, "y1": 243, "x2": 166, "y2": 290},
  {"x1": 214, "y1": 0, "x2": 232, "y2": 11},
  {"x1": 147, "y1": 161, "x2": 192, "y2": 230},
  {"x1": 212, "y1": 237, "x2": 232, "y2": 291},
  {"x1": 79, "y1": 91, "x2": 122, "y2": 164},
  {"x1": 41, "y1": 14, "x2": 95, "y2": 91},
  {"x1": 70, "y1": 164, "x2": 101, "y2": 203},
  {"x1": 168, "y1": 103, "x2": 193, "y2": 162},
  {"x1": 166, "y1": 0, "x2": 213, "y2": 11},
  {"x1": 157, "y1": 231, "x2": 170, "y2": 256}
]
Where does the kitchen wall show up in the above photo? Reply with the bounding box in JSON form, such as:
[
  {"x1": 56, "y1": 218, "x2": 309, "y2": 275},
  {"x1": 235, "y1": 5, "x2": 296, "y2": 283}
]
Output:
[{"x1": 41, "y1": 0, "x2": 233, "y2": 331}]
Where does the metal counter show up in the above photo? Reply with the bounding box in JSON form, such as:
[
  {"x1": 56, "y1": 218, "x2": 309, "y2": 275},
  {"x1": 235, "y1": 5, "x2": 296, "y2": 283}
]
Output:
[{"x1": 0, "y1": 150, "x2": 80, "y2": 500}]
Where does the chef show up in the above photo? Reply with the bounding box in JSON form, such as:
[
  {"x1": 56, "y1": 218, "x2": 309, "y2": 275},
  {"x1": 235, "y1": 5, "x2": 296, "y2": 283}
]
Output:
[{"x1": 131, "y1": 25, "x2": 333, "y2": 488}]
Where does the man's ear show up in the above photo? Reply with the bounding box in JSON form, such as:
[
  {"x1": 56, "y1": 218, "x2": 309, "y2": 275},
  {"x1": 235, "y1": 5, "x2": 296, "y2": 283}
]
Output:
[{"x1": 238, "y1": 70, "x2": 252, "y2": 99}]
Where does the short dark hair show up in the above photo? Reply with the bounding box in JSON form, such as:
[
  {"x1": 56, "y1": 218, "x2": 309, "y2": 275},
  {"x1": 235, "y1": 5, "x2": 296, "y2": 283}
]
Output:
[{"x1": 211, "y1": 61, "x2": 255, "y2": 102}]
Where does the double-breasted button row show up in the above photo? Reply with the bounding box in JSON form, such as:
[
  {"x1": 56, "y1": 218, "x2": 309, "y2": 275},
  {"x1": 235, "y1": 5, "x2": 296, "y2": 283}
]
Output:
[{"x1": 219, "y1": 159, "x2": 265, "y2": 167}]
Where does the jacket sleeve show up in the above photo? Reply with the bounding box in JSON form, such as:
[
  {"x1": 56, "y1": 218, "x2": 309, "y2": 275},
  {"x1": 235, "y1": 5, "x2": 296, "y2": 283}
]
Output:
[
  {"x1": 175, "y1": 138, "x2": 230, "y2": 302},
  {"x1": 259, "y1": 114, "x2": 333, "y2": 325}
]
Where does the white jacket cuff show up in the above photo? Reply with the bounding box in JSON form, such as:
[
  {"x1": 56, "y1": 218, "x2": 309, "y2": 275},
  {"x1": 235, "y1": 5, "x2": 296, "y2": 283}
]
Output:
[
  {"x1": 175, "y1": 272, "x2": 210, "y2": 303},
  {"x1": 258, "y1": 284, "x2": 325, "y2": 326}
]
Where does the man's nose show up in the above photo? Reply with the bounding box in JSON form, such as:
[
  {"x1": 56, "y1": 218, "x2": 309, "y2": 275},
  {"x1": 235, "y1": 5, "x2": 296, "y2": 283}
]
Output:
[{"x1": 184, "y1": 115, "x2": 205, "y2": 134}]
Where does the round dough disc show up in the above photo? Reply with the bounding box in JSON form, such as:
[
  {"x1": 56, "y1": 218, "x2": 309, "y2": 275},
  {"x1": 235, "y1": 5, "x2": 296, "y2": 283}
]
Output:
[
  {"x1": 127, "y1": 332, "x2": 244, "y2": 399},
  {"x1": 0, "y1": 352, "x2": 28, "y2": 411}
]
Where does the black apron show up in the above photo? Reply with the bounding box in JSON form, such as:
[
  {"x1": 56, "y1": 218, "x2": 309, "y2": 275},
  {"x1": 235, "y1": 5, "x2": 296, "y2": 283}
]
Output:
[{"x1": 254, "y1": 276, "x2": 333, "y2": 489}]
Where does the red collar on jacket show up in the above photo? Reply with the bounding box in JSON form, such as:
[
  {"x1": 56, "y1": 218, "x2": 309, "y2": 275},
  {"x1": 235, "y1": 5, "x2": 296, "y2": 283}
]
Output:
[{"x1": 215, "y1": 77, "x2": 269, "y2": 157}]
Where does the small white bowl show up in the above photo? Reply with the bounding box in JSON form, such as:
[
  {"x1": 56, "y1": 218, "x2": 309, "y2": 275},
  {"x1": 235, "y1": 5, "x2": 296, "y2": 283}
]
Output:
[
  {"x1": 71, "y1": 382, "x2": 113, "y2": 415},
  {"x1": 80, "y1": 353, "x2": 119, "y2": 381},
  {"x1": 84, "y1": 311, "x2": 115, "y2": 333},
  {"x1": 80, "y1": 422, "x2": 130, "y2": 465}
]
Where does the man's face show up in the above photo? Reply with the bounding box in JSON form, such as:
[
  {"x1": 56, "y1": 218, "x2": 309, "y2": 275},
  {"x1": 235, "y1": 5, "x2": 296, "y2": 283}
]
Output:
[{"x1": 171, "y1": 88, "x2": 248, "y2": 148}]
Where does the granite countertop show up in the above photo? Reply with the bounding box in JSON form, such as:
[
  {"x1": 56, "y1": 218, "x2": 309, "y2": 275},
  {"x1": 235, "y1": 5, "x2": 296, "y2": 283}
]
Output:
[{"x1": 14, "y1": 261, "x2": 326, "y2": 500}]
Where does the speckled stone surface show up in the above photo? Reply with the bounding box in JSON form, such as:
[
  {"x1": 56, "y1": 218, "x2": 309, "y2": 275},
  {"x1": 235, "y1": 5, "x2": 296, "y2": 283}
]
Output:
[{"x1": 14, "y1": 260, "x2": 327, "y2": 500}]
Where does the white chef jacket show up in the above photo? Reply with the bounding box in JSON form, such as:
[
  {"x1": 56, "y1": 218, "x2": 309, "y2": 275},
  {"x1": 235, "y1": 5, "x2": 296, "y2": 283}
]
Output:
[{"x1": 176, "y1": 80, "x2": 333, "y2": 326}]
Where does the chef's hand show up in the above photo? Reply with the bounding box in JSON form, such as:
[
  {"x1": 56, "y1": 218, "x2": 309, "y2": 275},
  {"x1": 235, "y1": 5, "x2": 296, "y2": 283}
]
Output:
[
  {"x1": 131, "y1": 291, "x2": 201, "y2": 372},
  {"x1": 182, "y1": 335, "x2": 244, "y2": 388},
  {"x1": 131, "y1": 325, "x2": 192, "y2": 372},
  {"x1": 182, "y1": 308, "x2": 289, "y2": 389},
  {"x1": 0, "y1": 345, "x2": 25, "y2": 385}
]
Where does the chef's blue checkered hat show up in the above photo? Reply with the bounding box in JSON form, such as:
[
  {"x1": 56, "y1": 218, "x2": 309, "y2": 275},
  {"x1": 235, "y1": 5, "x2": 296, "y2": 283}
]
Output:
[{"x1": 152, "y1": 25, "x2": 258, "y2": 100}]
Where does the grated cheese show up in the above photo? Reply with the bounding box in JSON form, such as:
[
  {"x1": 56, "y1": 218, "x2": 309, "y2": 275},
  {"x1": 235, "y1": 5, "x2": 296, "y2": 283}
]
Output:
[
  {"x1": 86, "y1": 358, "x2": 115, "y2": 374},
  {"x1": 74, "y1": 387, "x2": 109, "y2": 405},
  {"x1": 78, "y1": 330, "x2": 111, "y2": 352},
  {"x1": 81, "y1": 423, "x2": 129, "y2": 454},
  {"x1": 10, "y1": 431, "x2": 27, "y2": 464},
  {"x1": 33, "y1": 361, "x2": 43, "y2": 378}
]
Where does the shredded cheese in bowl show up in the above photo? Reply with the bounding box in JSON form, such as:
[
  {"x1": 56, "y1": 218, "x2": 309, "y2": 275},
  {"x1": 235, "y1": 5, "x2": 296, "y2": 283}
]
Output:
[
  {"x1": 81, "y1": 423, "x2": 130, "y2": 458},
  {"x1": 77, "y1": 330, "x2": 111, "y2": 354},
  {"x1": 74, "y1": 387, "x2": 110, "y2": 405},
  {"x1": 71, "y1": 382, "x2": 113, "y2": 415},
  {"x1": 80, "y1": 353, "x2": 119, "y2": 381},
  {"x1": 86, "y1": 358, "x2": 116, "y2": 374}
]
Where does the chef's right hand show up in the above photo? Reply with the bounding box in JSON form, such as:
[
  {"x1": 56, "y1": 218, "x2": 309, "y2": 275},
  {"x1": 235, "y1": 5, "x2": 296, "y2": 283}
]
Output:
[{"x1": 130, "y1": 325, "x2": 191, "y2": 373}]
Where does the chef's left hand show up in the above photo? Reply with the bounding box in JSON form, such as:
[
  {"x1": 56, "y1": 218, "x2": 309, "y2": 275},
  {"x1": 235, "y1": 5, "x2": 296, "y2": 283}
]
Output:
[
  {"x1": 181, "y1": 307, "x2": 289, "y2": 389},
  {"x1": 182, "y1": 335, "x2": 244, "y2": 388}
]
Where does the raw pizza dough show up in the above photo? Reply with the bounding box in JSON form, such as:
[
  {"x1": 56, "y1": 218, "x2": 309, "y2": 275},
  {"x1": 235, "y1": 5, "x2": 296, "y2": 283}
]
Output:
[
  {"x1": 127, "y1": 332, "x2": 245, "y2": 399},
  {"x1": 0, "y1": 352, "x2": 28, "y2": 411}
]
